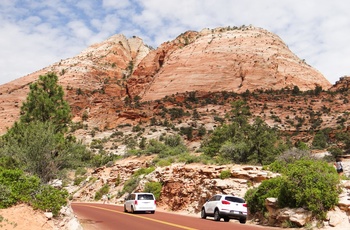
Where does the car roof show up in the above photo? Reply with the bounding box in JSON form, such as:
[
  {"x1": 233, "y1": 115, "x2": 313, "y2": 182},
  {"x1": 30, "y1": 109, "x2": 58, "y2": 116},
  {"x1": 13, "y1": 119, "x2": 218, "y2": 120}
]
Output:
[
  {"x1": 213, "y1": 194, "x2": 243, "y2": 198},
  {"x1": 131, "y1": 192, "x2": 154, "y2": 195}
]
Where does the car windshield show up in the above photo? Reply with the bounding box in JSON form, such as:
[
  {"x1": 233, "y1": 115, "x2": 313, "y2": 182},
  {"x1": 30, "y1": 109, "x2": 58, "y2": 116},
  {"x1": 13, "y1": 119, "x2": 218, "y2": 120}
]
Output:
[
  {"x1": 225, "y1": 196, "x2": 245, "y2": 203},
  {"x1": 137, "y1": 194, "x2": 154, "y2": 200}
]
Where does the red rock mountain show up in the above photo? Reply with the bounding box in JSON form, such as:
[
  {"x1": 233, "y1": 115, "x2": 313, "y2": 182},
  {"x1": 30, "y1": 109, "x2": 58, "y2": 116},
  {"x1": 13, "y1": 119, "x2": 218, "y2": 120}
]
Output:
[
  {"x1": 0, "y1": 26, "x2": 332, "y2": 134},
  {"x1": 127, "y1": 26, "x2": 331, "y2": 101}
]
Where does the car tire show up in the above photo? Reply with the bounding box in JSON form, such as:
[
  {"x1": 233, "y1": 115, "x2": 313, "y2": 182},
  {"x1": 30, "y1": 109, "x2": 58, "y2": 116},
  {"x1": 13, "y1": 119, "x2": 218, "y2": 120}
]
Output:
[
  {"x1": 239, "y1": 218, "x2": 246, "y2": 224},
  {"x1": 223, "y1": 217, "x2": 230, "y2": 222},
  {"x1": 124, "y1": 205, "x2": 127, "y2": 213},
  {"x1": 200, "y1": 208, "x2": 207, "y2": 219},
  {"x1": 131, "y1": 206, "x2": 135, "y2": 214},
  {"x1": 151, "y1": 211, "x2": 155, "y2": 214},
  {"x1": 213, "y1": 209, "x2": 221, "y2": 221}
]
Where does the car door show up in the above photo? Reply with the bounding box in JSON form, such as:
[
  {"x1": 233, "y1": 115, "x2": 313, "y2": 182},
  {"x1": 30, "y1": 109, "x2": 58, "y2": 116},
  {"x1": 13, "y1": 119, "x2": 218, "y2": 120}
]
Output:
[
  {"x1": 125, "y1": 194, "x2": 135, "y2": 211},
  {"x1": 205, "y1": 195, "x2": 221, "y2": 214}
]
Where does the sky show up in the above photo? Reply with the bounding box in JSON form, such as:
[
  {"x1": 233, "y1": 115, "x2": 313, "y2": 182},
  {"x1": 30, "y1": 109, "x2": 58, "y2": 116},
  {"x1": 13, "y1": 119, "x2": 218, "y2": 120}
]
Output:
[{"x1": 0, "y1": 0, "x2": 349, "y2": 85}]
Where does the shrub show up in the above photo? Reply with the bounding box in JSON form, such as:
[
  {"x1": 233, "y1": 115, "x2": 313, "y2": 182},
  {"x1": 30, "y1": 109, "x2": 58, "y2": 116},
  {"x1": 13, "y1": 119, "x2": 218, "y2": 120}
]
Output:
[
  {"x1": 219, "y1": 170, "x2": 231, "y2": 179},
  {"x1": 246, "y1": 159, "x2": 340, "y2": 220},
  {"x1": 279, "y1": 159, "x2": 339, "y2": 219},
  {"x1": 245, "y1": 176, "x2": 284, "y2": 214},
  {"x1": 32, "y1": 185, "x2": 68, "y2": 216},
  {"x1": 133, "y1": 167, "x2": 156, "y2": 177},
  {"x1": 122, "y1": 177, "x2": 140, "y2": 194},
  {"x1": 95, "y1": 184, "x2": 110, "y2": 201},
  {"x1": 0, "y1": 168, "x2": 68, "y2": 216},
  {"x1": 75, "y1": 167, "x2": 87, "y2": 176},
  {"x1": 73, "y1": 176, "x2": 87, "y2": 186},
  {"x1": 144, "y1": 182, "x2": 162, "y2": 200}
]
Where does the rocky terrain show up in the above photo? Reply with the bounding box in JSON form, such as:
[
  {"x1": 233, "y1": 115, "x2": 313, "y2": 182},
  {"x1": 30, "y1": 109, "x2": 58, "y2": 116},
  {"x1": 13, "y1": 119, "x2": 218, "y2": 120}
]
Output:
[
  {"x1": 1, "y1": 25, "x2": 350, "y2": 229},
  {"x1": 0, "y1": 25, "x2": 335, "y2": 135}
]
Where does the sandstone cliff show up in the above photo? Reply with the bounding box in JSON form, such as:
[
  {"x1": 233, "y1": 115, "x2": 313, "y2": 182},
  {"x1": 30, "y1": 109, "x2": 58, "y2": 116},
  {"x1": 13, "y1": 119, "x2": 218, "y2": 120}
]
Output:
[
  {"x1": 0, "y1": 25, "x2": 332, "y2": 134},
  {"x1": 127, "y1": 26, "x2": 331, "y2": 101}
]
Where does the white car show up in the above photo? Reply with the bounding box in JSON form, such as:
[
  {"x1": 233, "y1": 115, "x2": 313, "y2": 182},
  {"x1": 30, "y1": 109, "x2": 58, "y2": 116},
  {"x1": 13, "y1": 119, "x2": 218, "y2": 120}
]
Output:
[
  {"x1": 200, "y1": 194, "x2": 247, "y2": 224},
  {"x1": 124, "y1": 193, "x2": 156, "y2": 214}
]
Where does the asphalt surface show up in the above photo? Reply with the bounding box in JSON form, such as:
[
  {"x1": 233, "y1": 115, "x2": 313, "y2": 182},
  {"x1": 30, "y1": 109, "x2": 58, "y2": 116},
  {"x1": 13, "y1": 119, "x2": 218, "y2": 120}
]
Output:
[{"x1": 71, "y1": 202, "x2": 278, "y2": 230}]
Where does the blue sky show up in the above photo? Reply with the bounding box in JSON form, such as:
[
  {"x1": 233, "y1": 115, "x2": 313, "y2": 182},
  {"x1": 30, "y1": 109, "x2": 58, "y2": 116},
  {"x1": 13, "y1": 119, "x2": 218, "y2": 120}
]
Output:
[{"x1": 1, "y1": 0, "x2": 349, "y2": 85}]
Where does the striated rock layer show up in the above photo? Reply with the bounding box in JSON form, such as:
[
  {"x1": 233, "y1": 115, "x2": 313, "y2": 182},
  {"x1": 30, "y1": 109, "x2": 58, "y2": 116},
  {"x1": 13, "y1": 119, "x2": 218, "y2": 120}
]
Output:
[
  {"x1": 127, "y1": 26, "x2": 331, "y2": 101},
  {"x1": 0, "y1": 26, "x2": 332, "y2": 134}
]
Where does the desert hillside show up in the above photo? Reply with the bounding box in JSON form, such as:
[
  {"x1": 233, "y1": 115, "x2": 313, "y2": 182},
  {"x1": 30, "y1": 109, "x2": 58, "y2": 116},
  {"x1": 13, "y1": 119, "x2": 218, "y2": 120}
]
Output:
[{"x1": 0, "y1": 25, "x2": 334, "y2": 136}]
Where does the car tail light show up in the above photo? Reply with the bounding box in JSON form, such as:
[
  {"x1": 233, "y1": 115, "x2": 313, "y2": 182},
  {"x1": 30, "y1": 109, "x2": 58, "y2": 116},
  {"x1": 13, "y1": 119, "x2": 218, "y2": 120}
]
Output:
[
  {"x1": 154, "y1": 200, "x2": 157, "y2": 205},
  {"x1": 221, "y1": 200, "x2": 230, "y2": 205},
  {"x1": 243, "y1": 203, "x2": 247, "y2": 207},
  {"x1": 134, "y1": 200, "x2": 138, "y2": 205}
]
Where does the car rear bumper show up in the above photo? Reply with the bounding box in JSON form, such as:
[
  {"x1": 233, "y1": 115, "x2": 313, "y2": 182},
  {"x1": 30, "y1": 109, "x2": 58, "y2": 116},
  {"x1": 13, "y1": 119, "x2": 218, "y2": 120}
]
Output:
[
  {"x1": 134, "y1": 206, "x2": 156, "y2": 212},
  {"x1": 219, "y1": 210, "x2": 247, "y2": 219}
]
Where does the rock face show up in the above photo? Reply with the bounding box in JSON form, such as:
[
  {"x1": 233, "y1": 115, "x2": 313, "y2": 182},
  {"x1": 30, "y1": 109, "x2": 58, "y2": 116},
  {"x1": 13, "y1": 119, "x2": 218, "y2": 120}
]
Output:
[
  {"x1": 0, "y1": 35, "x2": 151, "y2": 133},
  {"x1": 127, "y1": 26, "x2": 331, "y2": 101},
  {"x1": 0, "y1": 25, "x2": 332, "y2": 134},
  {"x1": 71, "y1": 157, "x2": 350, "y2": 229},
  {"x1": 72, "y1": 156, "x2": 279, "y2": 214}
]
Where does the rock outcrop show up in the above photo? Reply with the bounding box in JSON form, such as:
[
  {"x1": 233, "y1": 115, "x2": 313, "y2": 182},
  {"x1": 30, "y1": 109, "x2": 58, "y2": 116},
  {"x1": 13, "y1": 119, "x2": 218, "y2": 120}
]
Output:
[
  {"x1": 127, "y1": 26, "x2": 331, "y2": 101},
  {"x1": 0, "y1": 26, "x2": 332, "y2": 134},
  {"x1": 71, "y1": 156, "x2": 279, "y2": 214}
]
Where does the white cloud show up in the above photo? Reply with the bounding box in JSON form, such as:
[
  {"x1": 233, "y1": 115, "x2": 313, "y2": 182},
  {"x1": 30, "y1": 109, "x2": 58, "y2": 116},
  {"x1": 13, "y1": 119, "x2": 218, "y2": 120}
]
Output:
[{"x1": 0, "y1": 0, "x2": 349, "y2": 85}]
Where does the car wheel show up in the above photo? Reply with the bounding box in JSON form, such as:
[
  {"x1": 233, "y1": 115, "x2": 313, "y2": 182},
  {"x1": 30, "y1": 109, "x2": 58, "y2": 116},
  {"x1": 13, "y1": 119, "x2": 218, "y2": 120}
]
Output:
[
  {"x1": 131, "y1": 206, "x2": 135, "y2": 213},
  {"x1": 200, "y1": 208, "x2": 207, "y2": 219},
  {"x1": 124, "y1": 205, "x2": 127, "y2": 213},
  {"x1": 213, "y1": 209, "x2": 221, "y2": 221},
  {"x1": 223, "y1": 217, "x2": 230, "y2": 222},
  {"x1": 151, "y1": 211, "x2": 155, "y2": 214},
  {"x1": 239, "y1": 218, "x2": 246, "y2": 224}
]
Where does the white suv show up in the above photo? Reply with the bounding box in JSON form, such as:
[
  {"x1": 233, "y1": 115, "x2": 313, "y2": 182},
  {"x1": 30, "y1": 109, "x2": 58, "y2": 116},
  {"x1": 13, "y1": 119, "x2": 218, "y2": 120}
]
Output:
[
  {"x1": 201, "y1": 194, "x2": 247, "y2": 224},
  {"x1": 124, "y1": 193, "x2": 156, "y2": 214}
]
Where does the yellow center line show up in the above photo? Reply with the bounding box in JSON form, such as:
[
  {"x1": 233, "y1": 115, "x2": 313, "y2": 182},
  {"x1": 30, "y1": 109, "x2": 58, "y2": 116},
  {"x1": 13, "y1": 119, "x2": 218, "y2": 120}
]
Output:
[{"x1": 74, "y1": 204, "x2": 198, "y2": 230}]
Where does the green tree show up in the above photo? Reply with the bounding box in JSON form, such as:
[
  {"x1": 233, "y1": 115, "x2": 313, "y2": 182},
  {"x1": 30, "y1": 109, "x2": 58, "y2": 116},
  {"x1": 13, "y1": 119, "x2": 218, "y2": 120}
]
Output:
[
  {"x1": 247, "y1": 117, "x2": 282, "y2": 165},
  {"x1": 202, "y1": 101, "x2": 285, "y2": 164},
  {"x1": 0, "y1": 72, "x2": 91, "y2": 182},
  {"x1": 292, "y1": 85, "x2": 300, "y2": 95},
  {"x1": 1, "y1": 121, "x2": 91, "y2": 182},
  {"x1": 19, "y1": 72, "x2": 71, "y2": 133}
]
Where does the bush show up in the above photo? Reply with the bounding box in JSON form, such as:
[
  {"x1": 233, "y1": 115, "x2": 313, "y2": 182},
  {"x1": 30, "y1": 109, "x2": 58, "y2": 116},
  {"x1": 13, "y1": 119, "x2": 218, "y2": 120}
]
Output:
[
  {"x1": 122, "y1": 177, "x2": 140, "y2": 194},
  {"x1": 74, "y1": 176, "x2": 87, "y2": 186},
  {"x1": 279, "y1": 159, "x2": 339, "y2": 219},
  {"x1": 32, "y1": 185, "x2": 68, "y2": 216},
  {"x1": 246, "y1": 159, "x2": 340, "y2": 220},
  {"x1": 133, "y1": 167, "x2": 156, "y2": 177},
  {"x1": 0, "y1": 168, "x2": 68, "y2": 216},
  {"x1": 219, "y1": 170, "x2": 231, "y2": 179},
  {"x1": 95, "y1": 184, "x2": 110, "y2": 201},
  {"x1": 144, "y1": 182, "x2": 162, "y2": 200},
  {"x1": 245, "y1": 176, "x2": 284, "y2": 214}
]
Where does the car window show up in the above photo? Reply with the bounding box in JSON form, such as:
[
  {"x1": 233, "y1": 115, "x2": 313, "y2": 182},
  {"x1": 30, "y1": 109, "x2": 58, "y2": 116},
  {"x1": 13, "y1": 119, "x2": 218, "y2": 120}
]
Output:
[
  {"x1": 137, "y1": 194, "x2": 154, "y2": 200},
  {"x1": 225, "y1": 196, "x2": 245, "y2": 203},
  {"x1": 131, "y1": 194, "x2": 136, "y2": 200}
]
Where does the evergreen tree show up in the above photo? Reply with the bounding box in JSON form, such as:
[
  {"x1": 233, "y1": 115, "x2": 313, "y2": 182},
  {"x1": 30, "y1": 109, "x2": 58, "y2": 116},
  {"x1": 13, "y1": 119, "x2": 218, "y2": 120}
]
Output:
[
  {"x1": 20, "y1": 72, "x2": 71, "y2": 133},
  {"x1": 202, "y1": 100, "x2": 286, "y2": 165},
  {"x1": 0, "y1": 72, "x2": 91, "y2": 182}
]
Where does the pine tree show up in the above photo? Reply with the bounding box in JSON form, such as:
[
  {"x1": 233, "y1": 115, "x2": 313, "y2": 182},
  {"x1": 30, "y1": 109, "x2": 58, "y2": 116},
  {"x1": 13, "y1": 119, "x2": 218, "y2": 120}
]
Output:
[{"x1": 20, "y1": 72, "x2": 71, "y2": 133}]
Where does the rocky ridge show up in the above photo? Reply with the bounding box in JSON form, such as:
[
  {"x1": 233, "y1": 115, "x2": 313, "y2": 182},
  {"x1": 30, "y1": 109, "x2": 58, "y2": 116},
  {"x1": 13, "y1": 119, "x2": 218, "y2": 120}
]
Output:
[
  {"x1": 0, "y1": 25, "x2": 332, "y2": 135},
  {"x1": 127, "y1": 26, "x2": 331, "y2": 101}
]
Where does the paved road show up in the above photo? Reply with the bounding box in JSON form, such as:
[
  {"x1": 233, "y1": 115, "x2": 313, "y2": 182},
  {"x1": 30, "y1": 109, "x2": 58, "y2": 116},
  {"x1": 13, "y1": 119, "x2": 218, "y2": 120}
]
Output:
[{"x1": 71, "y1": 202, "x2": 277, "y2": 230}]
